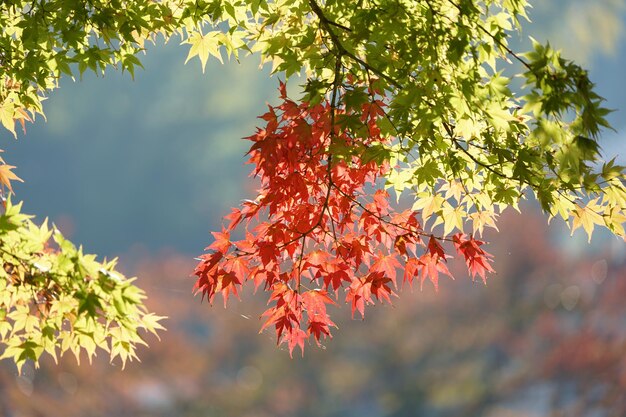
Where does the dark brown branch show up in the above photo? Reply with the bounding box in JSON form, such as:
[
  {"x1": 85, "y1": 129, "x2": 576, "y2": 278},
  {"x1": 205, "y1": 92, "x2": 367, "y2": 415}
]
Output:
[
  {"x1": 332, "y1": 184, "x2": 454, "y2": 243},
  {"x1": 308, "y1": 0, "x2": 402, "y2": 89},
  {"x1": 443, "y1": 0, "x2": 534, "y2": 72}
]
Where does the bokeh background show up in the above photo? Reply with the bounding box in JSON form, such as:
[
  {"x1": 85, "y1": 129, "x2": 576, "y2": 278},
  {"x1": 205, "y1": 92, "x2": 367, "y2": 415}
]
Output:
[{"x1": 2, "y1": 1, "x2": 626, "y2": 416}]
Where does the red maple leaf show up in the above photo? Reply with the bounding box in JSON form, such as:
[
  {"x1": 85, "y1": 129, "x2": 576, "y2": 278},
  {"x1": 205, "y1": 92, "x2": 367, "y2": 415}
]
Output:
[
  {"x1": 369, "y1": 271, "x2": 396, "y2": 304},
  {"x1": 345, "y1": 278, "x2": 373, "y2": 319},
  {"x1": 453, "y1": 234, "x2": 495, "y2": 283},
  {"x1": 302, "y1": 290, "x2": 336, "y2": 344},
  {"x1": 371, "y1": 253, "x2": 401, "y2": 288},
  {"x1": 208, "y1": 230, "x2": 230, "y2": 253}
]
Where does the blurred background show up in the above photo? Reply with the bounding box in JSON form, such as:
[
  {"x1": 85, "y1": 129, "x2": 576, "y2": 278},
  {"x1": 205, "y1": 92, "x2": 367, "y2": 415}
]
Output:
[{"x1": 2, "y1": 1, "x2": 626, "y2": 416}]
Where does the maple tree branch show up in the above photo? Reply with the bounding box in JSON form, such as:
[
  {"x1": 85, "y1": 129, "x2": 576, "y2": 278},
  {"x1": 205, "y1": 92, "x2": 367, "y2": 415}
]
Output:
[
  {"x1": 309, "y1": 4, "x2": 448, "y2": 244},
  {"x1": 296, "y1": 235, "x2": 307, "y2": 292},
  {"x1": 293, "y1": 54, "x2": 344, "y2": 247},
  {"x1": 441, "y1": 119, "x2": 596, "y2": 214},
  {"x1": 331, "y1": 184, "x2": 453, "y2": 243},
  {"x1": 309, "y1": 0, "x2": 565, "y2": 206},
  {"x1": 292, "y1": 54, "x2": 345, "y2": 258},
  {"x1": 477, "y1": 24, "x2": 533, "y2": 72},
  {"x1": 442, "y1": 122, "x2": 541, "y2": 192},
  {"x1": 329, "y1": 61, "x2": 343, "y2": 118},
  {"x1": 457, "y1": 177, "x2": 483, "y2": 214},
  {"x1": 362, "y1": 68, "x2": 416, "y2": 156},
  {"x1": 444, "y1": 126, "x2": 602, "y2": 217},
  {"x1": 328, "y1": 209, "x2": 338, "y2": 242},
  {"x1": 286, "y1": 25, "x2": 344, "y2": 248},
  {"x1": 309, "y1": 0, "x2": 401, "y2": 89},
  {"x1": 445, "y1": 123, "x2": 584, "y2": 210},
  {"x1": 442, "y1": 121, "x2": 510, "y2": 177},
  {"x1": 0, "y1": 245, "x2": 33, "y2": 265},
  {"x1": 307, "y1": 3, "x2": 352, "y2": 33},
  {"x1": 310, "y1": 0, "x2": 511, "y2": 178},
  {"x1": 439, "y1": 0, "x2": 534, "y2": 73},
  {"x1": 276, "y1": 159, "x2": 334, "y2": 251},
  {"x1": 238, "y1": 60, "x2": 344, "y2": 255},
  {"x1": 451, "y1": 136, "x2": 505, "y2": 175}
]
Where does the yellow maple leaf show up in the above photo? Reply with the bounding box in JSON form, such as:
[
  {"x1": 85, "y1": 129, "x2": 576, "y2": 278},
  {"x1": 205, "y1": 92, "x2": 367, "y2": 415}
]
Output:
[
  {"x1": 438, "y1": 202, "x2": 465, "y2": 236},
  {"x1": 470, "y1": 210, "x2": 499, "y2": 237},
  {"x1": 571, "y1": 199, "x2": 605, "y2": 242},
  {"x1": 603, "y1": 207, "x2": 626, "y2": 237},
  {"x1": 412, "y1": 194, "x2": 444, "y2": 223},
  {"x1": 0, "y1": 101, "x2": 16, "y2": 137},
  {"x1": 441, "y1": 180, "x2": 464, "y2": 203},
  {"x1": 0, "y1": 163, "x2": 23, "y2": 193},
  {"x1": 184, "y1": 31, "x2": 223, "y2": 73}
]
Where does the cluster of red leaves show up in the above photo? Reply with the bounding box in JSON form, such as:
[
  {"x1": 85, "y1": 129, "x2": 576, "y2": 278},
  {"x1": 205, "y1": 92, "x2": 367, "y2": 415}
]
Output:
[{"x1": 194, "y1": 81, "x2": 494, "y2": 356}]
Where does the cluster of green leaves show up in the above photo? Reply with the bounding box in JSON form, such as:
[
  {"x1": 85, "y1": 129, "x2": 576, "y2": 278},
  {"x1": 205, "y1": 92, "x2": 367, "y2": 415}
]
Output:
[
  {"x1": 1, "y1": 0, "x2": 157, "y2": 134},
  {"x1": 1, "y1": 0, "x2": 624, "y2": 365},
  {"x1": 371, "y1": 1, "x2": 626, "y2": 241},
  {"x1": 0, "y1": 200, "x2": 164, "y2": 372},
  {"x1": 0, "y1": 0, "x2": 261, "y2": 135},
  {"x1": 189, "y1": 0, "x2": 625, "y2": 242}
]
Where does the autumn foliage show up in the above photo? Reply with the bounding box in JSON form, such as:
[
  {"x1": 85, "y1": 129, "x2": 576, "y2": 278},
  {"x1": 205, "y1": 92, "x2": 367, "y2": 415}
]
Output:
[{"x1": 194, "y1": 81, "x2": 494, "y2": 355}]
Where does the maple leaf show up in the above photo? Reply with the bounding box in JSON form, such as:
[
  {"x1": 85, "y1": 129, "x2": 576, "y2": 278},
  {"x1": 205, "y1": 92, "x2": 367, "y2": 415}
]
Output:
[
  {"x1": 453, "y1": 234, "x2": 495, "y2": 283},
  {"x1": 302, "y1": 290, "x2": 336, "y2": 319},
  {"x1": 359, "y1": 211, "x2": 386, "y2": 243},
  {"x1": 412, "y1": 194, "x2": 444, "y2": 223},
  {"x1": 257, "y1": 241, "x2": 279, "y2": 267},
  {"x1": 323, "y1": 268, "x2": 352, "y2": 293},
  {"x1": 184, "y1": 31, "x2": 222, "y2": 73},
  {"x1": 470, "y1": 210, "x2": 499, "y2": 237},
  {"x1": 0, "y1": 163, "x2": 23, "y2": 193},
  {"x1": 0, "y1": 103, "x2": 16, "y2": 138},
  {"x1": 360, "y1": 100, "x2": 386, "y2": 122},
  {"x1": 372, "y1": 189, "x2": 390, "y2": 215},
  {"x1": 417, "y1": 252, "x2": 452, "y2": 291},
  {"x1": 261, "y1": 284, "x2": 301, "y2": 340},
  {"x1": 224, "y1": 208, "x2": 243, "y2": 231},
  {"x1": 224, "y1": 257, "x2": 249, "y2": 284},
  {"x1": 307, "y1": 321, "x2": 332, "y2": 344},
  {"x1": 286, "y1": 327, "x2": 307, "y2": 358},
  {"x1": 391, "y1": 210, "x2": 421, "y2": 230},
  {"x1": 394, "y1": 234, "x2": 411, "y2": 257},
  {"x1": 337, "y1": 233, "x2": 370, "y2": 268},
  {"x1": 302, "y1": 290, "x2": 336, "y2": 344},
  {"x1": 345, "y1": 278, "x2": 373, "y2": 319},
  {"x1": 303, "y1": 250, "x2": 329, "y2": 268},
  {"x1": 571, "y1": 199, "x2": 604, "y2": 242},
  {"x1": 403, "y1": 258, "x2": 420, "y2": 288},
  {"x1": 14, "y1": 107, "x2": 33, "y2": 135},
  {"x1": 371, "y1": 253, "x2": 401, "y2": 288},
  {"x1": 260, "y1": 304, "x2": 287, "y2": 333},
  {"x1": 193, "y1": 252, "x2": 223, "y2": 302},
  {"x1": 427, "y1": 236, "x2": 447, "y2": 259},
  {"x1": 216, "y1": 271, "x2": 241, "y2": 307},
  {"x1": 369, "y1": 272, "x2": 396, "y2": 304},
  {"x1": 278, "y1": 79, "x2": 288, "y2": 100},
  {"x1": 261, "y1": 305, "x2": 296, "y2": 343},
  {"x1": 208, "y1": 230, "x2": 231, "y2": 253}
]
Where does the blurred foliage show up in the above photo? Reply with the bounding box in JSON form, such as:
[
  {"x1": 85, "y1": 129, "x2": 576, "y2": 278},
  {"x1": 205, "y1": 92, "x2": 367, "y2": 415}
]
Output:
[{"x1": 1, "y1": 209, "x2": 625, "y2": 417}]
